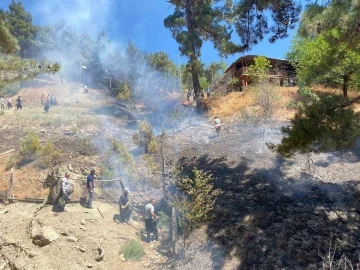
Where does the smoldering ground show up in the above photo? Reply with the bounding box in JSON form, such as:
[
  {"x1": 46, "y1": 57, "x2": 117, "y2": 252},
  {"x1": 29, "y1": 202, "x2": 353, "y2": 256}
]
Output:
[{"x1": 162, "y1": 119, "x2": 360, "y2": 269}]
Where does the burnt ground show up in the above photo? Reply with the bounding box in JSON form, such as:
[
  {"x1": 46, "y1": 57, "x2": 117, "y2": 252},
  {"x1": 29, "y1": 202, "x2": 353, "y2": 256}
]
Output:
[
  {"x1": 1, "y1": 79, "x2": 360, "y2": 269},
  {"x1": 164, "y1": 119, "x2": 360, "y2": 270}
]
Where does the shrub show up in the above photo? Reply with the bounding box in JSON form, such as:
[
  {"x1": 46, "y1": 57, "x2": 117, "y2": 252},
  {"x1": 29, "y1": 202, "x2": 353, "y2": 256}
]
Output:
[
  {"x1": 39, "y1": 141, "x2": 62, "y2": 168},
  {"x1": 116, "y1": 82, "x2": 131, "y2": 101},
  {"x1": 121, "y1": 241, "x2": 145, "y2": 261},
  {"x1": 111, "y1": 138, "x2": 134, "y2": 166},
  {"x1": 171, "y1": 167, "x2": 220, "y2": 239},
  {"x1": 157, "y1": 211, "x2": 170, "y2": 229},
  {"x1": 132, "y1": 120, "x2": 158, "y2": 153},
  {"x1": 19, "y1": 132, "x2": 42, "y2": 161},
  {"x1": 142, "y1": 154, "x2": 160, "y2": 171}
]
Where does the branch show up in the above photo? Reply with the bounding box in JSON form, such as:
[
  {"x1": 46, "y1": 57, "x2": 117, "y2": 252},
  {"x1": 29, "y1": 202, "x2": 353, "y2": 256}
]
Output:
[{"x1": 338, "y1": 94, "x2": 360, "y2": 109}]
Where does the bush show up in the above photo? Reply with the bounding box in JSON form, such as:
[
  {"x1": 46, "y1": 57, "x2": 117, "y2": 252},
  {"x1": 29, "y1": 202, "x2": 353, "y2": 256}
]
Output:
[
  {"x1": 39, "y1": 141, "x2": 62, "y2": 168},
  {"x1": 132, "y1": 120, "x2": 158, "y2": 153},
  {"x1": 157, "y1": 211, "x2": 170, "y2": 229},
  {"x1": 116, "y1": 82, "x2": 131, "y2": 101},
  {"x1": 111, "y1": 138, "x2": 134, "y2": 166},
  {"x1": 19, "y1": 132, "x2": 42, "y2": 161},
  {"x1": 121, "y1": 241, "x2": 145, "y2": 261}
]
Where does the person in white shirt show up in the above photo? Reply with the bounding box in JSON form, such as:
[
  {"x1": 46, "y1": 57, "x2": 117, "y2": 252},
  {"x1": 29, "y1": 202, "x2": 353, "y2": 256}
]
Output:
[
  {"x1": 144, "y1": 199, "x2": 159, "y2": 242},
  {"x1": 214, "y1": 116, "x2": 221, "y2": 136},
  {"x1": 58, "y1": 172, "x2": 74, "y2": 212}
]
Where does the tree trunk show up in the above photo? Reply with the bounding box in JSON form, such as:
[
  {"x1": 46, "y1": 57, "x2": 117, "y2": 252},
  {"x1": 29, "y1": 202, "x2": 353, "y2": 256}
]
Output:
[
  {"x1": 342, "y1": 75, "x2": 349, "y2": 99},
  {"x1": 185, "y1": 0, "x2": 202, "y2": 111}
]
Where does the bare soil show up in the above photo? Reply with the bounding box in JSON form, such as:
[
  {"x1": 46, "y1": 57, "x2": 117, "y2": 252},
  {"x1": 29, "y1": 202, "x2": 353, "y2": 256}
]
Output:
[{"x1": 1, "y1": 79, "x2": 360, "y2": 270}]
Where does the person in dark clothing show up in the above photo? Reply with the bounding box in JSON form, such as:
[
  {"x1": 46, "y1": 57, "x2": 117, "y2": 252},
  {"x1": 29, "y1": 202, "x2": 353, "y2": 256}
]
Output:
[
  {"x1": 44, "y1": 100, "x2": 50, "y2": 113},
  {"x1": 119, "y1": 189, "x2": 132, "y2": 223},
  {"x1": 144, "y1": 199, "x2": 159, "y2": 243},
  {"x1": 16, "y1": 96, "x2": 22, "y2": 110},
  {"x1": 86, "y1": 169, "x2": 96, "y2": 208}
]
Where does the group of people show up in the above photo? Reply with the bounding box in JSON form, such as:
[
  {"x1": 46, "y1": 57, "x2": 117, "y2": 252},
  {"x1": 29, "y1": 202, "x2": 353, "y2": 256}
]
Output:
[
  {"x1": 58, "y1": 169, "x2": 159, "y2": 243},
  {"x1": 187, "y1": 88, "x2": 211, "y2": 102},
  {"x1": 41, "y1": 94, "x2": 58, "y2": 113},
  {"x1": 0, "y1": 96, "x2": 23, "y2": 111}
]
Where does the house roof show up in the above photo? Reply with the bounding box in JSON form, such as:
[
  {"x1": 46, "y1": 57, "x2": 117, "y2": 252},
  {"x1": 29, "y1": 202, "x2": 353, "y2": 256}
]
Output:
[{"x1": 224, "y1": 55, "x2": 290, "y2": 73}]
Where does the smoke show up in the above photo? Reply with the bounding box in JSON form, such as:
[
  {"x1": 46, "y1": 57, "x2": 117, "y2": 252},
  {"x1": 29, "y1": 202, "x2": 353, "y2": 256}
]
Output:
[{"x1": 31, "y1": 0, "x2": 114, "y2": 35}]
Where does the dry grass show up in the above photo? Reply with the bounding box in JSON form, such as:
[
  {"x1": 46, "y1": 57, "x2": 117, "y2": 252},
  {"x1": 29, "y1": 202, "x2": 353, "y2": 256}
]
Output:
[
  {"x1": 209, "y1": 86, "x2": 300, "y2": 120},
  {"x1": 209, "y1": 85, "x2": 360, "y2": 121}
]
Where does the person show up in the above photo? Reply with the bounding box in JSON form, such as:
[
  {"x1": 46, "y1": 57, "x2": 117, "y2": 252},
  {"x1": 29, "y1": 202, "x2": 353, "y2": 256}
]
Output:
[
  {"x1": 206, "y1": 88, "x2": 211, "y2": 98},
  {"x1": 0, "y1": 96, "x2": 5, "y2": 111},
  {"x1": 7, "y1": 97, "x2": 12, "y2": 110},
  {"x1": 187, "y1": 90, "x2": 191, "y2": 102},
  {"x1": 58, "y1": 172, "x2": 74, "y2": 212},
  {"x1": 214, "y1": 116, "x2": 221, "y2": 136},
  {"x1": 86, "y1": 169, "x2": 96, "y2": 208},
  {"x1": 84, "y1": 85, "x2": 88, "y2": 93},
  {"x1": 144, "y1": 199, "x2": 159, "y2": 243},
  {"x1": 119, "y1": 189, "x2": 132, "y2": 223},
  {"x1": 44, "y1": 100, "x2": 50, "y2": 113},
  {"x1": 16, "y1": 96, "x2": 22, "y2": 110},
  {"x1": 40, "y1": 94, "x2": 44, "y2": 105},
  {"x1": 50, "y1": 94, "x2": 54, "y2": 106}
]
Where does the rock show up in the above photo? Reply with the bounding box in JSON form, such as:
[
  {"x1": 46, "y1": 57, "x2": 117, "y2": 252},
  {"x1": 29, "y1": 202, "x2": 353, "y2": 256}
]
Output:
[
  {"x1": 68, "y1": 164, "x2": 74, "y2": 172},
  {"x1": 80, "y1": 219, "x2": 86, "y2": 225},
  {"x1": 119, "y1": 253, "x2": 126, "y2": 262},
  {"x1": 28, "y1": 252, "x2": 37, "y2": 258},
  {"x1": 32, "y1": 226, "x2": 59, "y2": 247},
  {"x1": 87, "y1": 264, "x2": 93, "y2": 268},
  {"x1": 79, "y1": 246, "x2": 86, "y2": 252},
  {"x1": 66, "y1": 236, "x2": 78, "y2": 242}
]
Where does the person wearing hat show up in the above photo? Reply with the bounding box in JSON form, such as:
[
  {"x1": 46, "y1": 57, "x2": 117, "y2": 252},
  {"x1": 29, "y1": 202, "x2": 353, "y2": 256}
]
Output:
[
  {"x1": 86, "y1": 169, "x2": 96, "y2": 208},
  {"x1": 119, "y1": 189, "x2": 132, "y2": 223}
]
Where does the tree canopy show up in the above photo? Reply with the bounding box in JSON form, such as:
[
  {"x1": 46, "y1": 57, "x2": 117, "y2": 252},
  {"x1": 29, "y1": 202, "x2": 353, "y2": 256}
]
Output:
[
  {"x1": 164, "y1": 0, "x2": 301, "y2": 105},
  {"x1": 275, "y1": 0, "x2": 360, "y2": 157}
]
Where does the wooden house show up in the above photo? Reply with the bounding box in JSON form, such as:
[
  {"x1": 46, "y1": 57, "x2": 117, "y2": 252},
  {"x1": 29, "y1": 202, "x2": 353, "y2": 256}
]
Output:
[{"x1": 223, "y1": 55, "x2": 296, "y2": 88}]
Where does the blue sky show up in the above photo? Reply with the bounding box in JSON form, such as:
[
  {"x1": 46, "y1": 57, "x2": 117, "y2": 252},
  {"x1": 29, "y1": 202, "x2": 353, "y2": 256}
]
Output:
[{"x1": 0, "y1": 0, "x2": 297, "y2": 67}]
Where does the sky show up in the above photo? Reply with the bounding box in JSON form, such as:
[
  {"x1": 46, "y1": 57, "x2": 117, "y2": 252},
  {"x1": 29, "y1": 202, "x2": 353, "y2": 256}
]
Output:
[{"x1": 0, "y1": 0, "x2": 298, "y2": 67}]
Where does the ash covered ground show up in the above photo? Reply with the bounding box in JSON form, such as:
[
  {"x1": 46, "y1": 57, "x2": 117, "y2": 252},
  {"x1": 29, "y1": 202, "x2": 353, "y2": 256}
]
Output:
[{"x1": 163, "y1": 116, "x2": 360, "y2": 270}]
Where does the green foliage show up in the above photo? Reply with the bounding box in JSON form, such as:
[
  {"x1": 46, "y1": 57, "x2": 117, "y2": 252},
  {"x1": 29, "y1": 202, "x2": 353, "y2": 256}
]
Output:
[
  {"x1": 121, "y1": 241, "x2": 145, "y2": 261},
  {"x1": 0, "y1": 82, "x2": 20, "y2": 97},
  {"x1": 0, "y1": 19, "x2": 19, "y2": 53},
  {"x1": 111, "y1": 138, "x2": 134, "y2": 166},
  {"x1": 132, "y1": 120, "x2": 158, "y2": 154},
  {"x1": 100, "y1": 137, "x2": 136, "y2": 186},
  {"x1": 157, "y1": 211, "x2": 170, "y2": 229},
  {"x1": 142, "y1": 154, "x2": 160, "y2": 172},
  {"x1": 39, "y1": 141, "x2": 62, "y2": 168},
  {"x1": 99, "y1": 163, "x2": 116, "y2": 180},
  {"x1": 199, "y1": 77, "x2": 210, "y2": 90},
  {"x1": 288, "y1": 5, "x2": 360, "y2": 97},
  {"x1": 147, "y1": 51, "x2": 177, "y2": 77},
  {"x1": 276, "y1": 95, "x2": 360, "y2": 157},
  {"x1": 226, "y1": 78, "x2": 240, "y2": 92},
  {"x1": 19, "y1": 131, "x2": 42, "y2": 161},
  {"x1": 116, "y1": 82, "x2": 131, "y2": 101},
  {"x1": 247, "y1": 56, "x2": 272, "y2": 83},
  {"x1": 171, "y1": 167, "x2": 220, "y2": 237}
]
